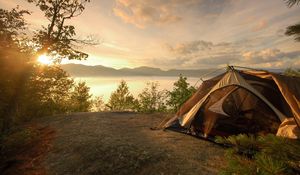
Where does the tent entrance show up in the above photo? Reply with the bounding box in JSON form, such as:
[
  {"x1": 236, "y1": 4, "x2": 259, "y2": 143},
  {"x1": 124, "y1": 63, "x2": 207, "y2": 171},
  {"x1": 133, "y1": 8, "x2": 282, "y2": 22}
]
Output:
[{"x1": 190, "y1": 85, "x2": 281, "y2": 137}]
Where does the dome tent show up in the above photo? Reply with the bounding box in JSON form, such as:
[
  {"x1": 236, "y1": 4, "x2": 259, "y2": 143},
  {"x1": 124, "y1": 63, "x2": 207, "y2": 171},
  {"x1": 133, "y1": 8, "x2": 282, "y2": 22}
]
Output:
[{"x1": 162, "y1": 66, "x2": 300, "y2": 139}]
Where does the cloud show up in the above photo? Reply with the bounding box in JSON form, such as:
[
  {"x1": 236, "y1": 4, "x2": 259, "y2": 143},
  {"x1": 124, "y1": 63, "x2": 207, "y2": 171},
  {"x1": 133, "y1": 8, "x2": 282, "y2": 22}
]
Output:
[
  {"x1": 165, "y1": 40, "x2": 213, "y2": 55},
  {"x1": 242, "y1": 49, "x2": 300, "y2": 64},
  {"x1": 195, "y1": 54, "x2": 240, "y2": 65},
  {"x1": 112, "y1": 0, "x2": 235, "y2": 28},
  {"x1": 253, "y1": 20, "x2": 268, "y2": 31},
  {"x1": 152, "y1": 39, "x2": 300, "y2": 69},
  {"x1": 113, "y1": 0, "x2": 187, "y2": 28}
]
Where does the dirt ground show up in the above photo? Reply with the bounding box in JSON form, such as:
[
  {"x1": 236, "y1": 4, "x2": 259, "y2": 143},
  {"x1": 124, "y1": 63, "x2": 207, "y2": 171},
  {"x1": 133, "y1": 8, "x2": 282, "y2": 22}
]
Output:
[{"x1": 36, "y1": 112, "x2": 225, "y2": 175}]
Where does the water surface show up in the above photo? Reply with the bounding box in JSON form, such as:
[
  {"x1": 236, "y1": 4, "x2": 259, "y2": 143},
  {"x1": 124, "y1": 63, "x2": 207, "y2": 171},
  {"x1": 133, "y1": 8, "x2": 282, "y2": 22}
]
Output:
[{"x1": 74, "y1": 76, "x2": 203, "y2": 102}]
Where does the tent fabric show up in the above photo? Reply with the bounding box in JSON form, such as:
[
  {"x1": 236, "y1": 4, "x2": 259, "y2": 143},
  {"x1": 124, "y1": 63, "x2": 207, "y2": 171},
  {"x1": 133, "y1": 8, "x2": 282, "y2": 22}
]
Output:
[
  {"x1": 208, "y1": 87, "x2": 238, "y2": 116},
  {"x1": 241, "y1": 70, "x2": 300, "y2": 126},
  {"x1": 162, "y1": 68, "x2": 300, "y2": 139},
  {"x1": 277, "y1": 118, "x2": 300, "y2": 139},
  {"x1": 270, "y1": 74, "x2": 300, "y2": 126},
  {"x1": 176, "y1": 73, "x2": 224, "y2": 117},
  {"x1": 180, "y1": 70, "x2": 286, "y2": 127}
]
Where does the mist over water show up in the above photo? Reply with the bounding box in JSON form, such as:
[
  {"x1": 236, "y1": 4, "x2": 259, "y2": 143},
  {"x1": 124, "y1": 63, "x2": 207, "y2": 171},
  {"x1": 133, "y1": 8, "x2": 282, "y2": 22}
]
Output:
[{"x1": 74, "y1": 76, "x2": 203, "y2": 102}]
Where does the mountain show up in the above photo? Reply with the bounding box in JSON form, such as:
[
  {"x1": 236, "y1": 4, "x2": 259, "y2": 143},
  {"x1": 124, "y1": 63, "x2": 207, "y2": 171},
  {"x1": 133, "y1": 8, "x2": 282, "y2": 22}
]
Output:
[
  {"x1": 61, "y1": 64, "x2": 219, "y2": 77},
  {"x1": 61, "y1": 64, "x2": 284, "y2": 77}
]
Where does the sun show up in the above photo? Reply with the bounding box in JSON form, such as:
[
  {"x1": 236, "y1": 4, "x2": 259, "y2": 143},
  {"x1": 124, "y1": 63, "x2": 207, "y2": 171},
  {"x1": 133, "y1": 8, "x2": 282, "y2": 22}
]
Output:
[{"x1": 37, "y1": 54, "x2": 53, "y2": 65}]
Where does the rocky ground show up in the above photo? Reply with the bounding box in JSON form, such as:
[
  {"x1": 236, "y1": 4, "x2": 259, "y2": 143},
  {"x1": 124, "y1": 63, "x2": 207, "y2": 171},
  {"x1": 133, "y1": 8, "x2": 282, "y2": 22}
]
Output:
[{"x1": 37, "y1": 112, "x2": 226, "y2": 175}]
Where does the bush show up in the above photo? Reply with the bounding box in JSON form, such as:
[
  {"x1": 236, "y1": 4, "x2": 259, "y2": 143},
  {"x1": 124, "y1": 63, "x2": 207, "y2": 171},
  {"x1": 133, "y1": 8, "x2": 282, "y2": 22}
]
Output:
[
  {"x1": 215, "y1": 134, "x2": 259, "y2": 157},
  {"x1": 91, "y1": 96, "x2": 107, "y2": 112},
  {"x1": 217, "y1": 134, "x2": 300, "y2": 175},
  {"x1": 167, "y1": 74, "x2": 196, "y2": 112},
  {"x1": 107, "y1": 80, "x2": 137, "y2": 111},
  {"x1": 137, "y1": 82, "x2": 168, "y2": 113},
  {"x1": 69, "y1": 82, "x2": 92, "y2": 112},
  {"x1": 284, "y1": 67, "x2": 300, "y2": 77}
]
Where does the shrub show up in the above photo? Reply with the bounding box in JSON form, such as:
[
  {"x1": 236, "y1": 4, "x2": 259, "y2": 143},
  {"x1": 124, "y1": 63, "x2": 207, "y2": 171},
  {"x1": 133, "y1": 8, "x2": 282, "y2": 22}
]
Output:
[
  {"x1": 167, "y1": 74, "x2": 196, "y2": 112},
  {"x1": 284, "y1": 67, "x2": 300, "y2": 77},
  {"x1": 217, "y1": 134, "x2": 300, "y2": 175},
  {"x1": 91, "y1": 96, "x2": 107, "y2": 112},
  {"x1": 107, "y1": 80, "x2": 137, "y2": 111},
  {"x1": 137, "y1": 82, "x2": 168, "y2": 113},
  {"x1": 69, "y1": 82, "x2": 92, "y2": 112}
]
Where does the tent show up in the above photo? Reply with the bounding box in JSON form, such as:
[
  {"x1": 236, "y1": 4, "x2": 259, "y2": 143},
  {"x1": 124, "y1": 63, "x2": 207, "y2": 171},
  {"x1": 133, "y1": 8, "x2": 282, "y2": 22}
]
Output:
[{"x1": 162, "y1": 66, "x2": 300, "y2": 139}]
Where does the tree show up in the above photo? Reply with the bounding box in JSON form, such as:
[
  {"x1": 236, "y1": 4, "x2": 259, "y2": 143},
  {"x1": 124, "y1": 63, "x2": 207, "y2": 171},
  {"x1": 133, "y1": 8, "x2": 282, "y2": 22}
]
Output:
[
  {"x1": 286, "y1": 23, "x2": 300, "y2": 42},
  {"x1": 107, "y1": 80, "x2": 136, "y2": 111},
  {"x1": 285, "y1": 0, "x2": 300, "y2": 42},
  {"x1": 137, "y1": 82, "x2": 168, "y2": 113},
  {"x1": 27, "y1": 0, "x2": 91, "y2": 61},
  {"x1": 285, "y1": 0, "x2": 300, "y2": 7},
  {"x1": 0, "y1": 8, "x2": 30, "y2": 45},
  {"x1": 284, "y1": 67, "x2": 300, "y2": 77},
  {"x1": 91, "y1": 96, "x2": 107, "y2": 112},
  {"x1": 0, "y1": 7, "x2": 32, "y2": 132},
  {"x1": 23, "y1": 65, "x2": 75, "y2": 117},
  {"x1": 0, "y1": 2, "x2": 94, "y2": 133},
  {"x1": 167, "y1": 75, "x2": 196, "y2": 112},
  {"x1": 70, "y1": 82, "x2": 92, "y2": 112},
  {"x1": 7, "y1": 0, "x2": 92, "y2": 122}
]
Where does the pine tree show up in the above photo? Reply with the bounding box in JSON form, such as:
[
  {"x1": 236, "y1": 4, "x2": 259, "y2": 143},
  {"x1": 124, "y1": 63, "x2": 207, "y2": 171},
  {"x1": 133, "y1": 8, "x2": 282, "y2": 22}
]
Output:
[
  {"x1": 167, "y1": 75, "x2": 196, "y2": 112},
  {"x1": 107, "y1": 80, "x2": 136, "y2": 111}
]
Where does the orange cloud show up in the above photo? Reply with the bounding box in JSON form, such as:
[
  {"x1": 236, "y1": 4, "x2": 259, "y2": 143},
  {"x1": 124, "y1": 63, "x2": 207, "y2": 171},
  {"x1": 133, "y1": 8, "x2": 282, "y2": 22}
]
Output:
[
  {"x1": 253, "y1": 20, "x2": 268, "y2": 31},
  {"x1": 113, "y1": 0, "x2": 185, "y2": 28}
]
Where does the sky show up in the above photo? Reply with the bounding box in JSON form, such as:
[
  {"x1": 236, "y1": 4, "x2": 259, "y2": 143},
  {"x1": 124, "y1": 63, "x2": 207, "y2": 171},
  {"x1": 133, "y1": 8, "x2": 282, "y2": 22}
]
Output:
[{"x1": 1, "y1": 0, "x2": 300, "y2": 69}]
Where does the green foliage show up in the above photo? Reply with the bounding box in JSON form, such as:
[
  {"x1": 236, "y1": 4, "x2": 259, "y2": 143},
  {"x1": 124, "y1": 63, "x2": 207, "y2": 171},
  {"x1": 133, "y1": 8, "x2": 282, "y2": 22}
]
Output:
[
  {"x1": 285, "y1": 23, "x2": 300, "y2": 42},
  {"x1": 107, "y1": 80, "x2": 137, "y2": 111},
  {"x1": 0, "y1": 2, "x2": 92, "y2": 133},
  {"x1": 167, "y1": 74, "x2": 196, "y2": 112},
  {"x1": 255, "y1": 153, "x2": 287, "y2": 175},
  {"x1": 27, "y1": 0, "x2": 91, "y2": 61},
  {"x1": 285, "y1": 0, "x2": 300, "y2": 42},
  {"x1": 217, "y1": 134, "x2": 300, "y2": 175},
  {"x1": 91, "y1": 96, "x2": 107, "y2": 112},
  {"x1": 215, "y1": 134, "x2": 259, "y2": 156},
  {"x1": 137, "y1": 82, "x2": 168, "y2": 113},
  {"x1": 285, "y1": 0, "x2": 300, "y2": 7},
  {"x1": 0, "y1": 7, "x2": 33, "y2": 132},
  {"x1": 219, "y1": 153, "x2": 256, "y2": 175},
  {"x1": 24, "y1": 65, "x2": 75, "y2": 117},
  {"x1": 0, "y1": 7, "x2": 30, "y2": 43},
  {"x1": 284, "y1": 67, "x2": 300, "y2": 77},
  {"x1": 258, "y1": 134, "x2": 300, "y2": 164},
  {"x1": 70, "y1": 82, "x2": 92, "y2": 112},
  {"x1": 10, "y1": 65, "x2": 93, "y2": 119}
]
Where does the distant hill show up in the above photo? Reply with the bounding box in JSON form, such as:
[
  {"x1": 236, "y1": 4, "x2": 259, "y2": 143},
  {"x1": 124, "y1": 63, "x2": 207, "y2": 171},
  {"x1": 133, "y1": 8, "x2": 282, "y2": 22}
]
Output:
[
  {"x1": 61, "y1": 64, "x2": 219, "y2": 77},
  {"x1": 61, "y1": 64, "x2": 283, "y2": 77}
]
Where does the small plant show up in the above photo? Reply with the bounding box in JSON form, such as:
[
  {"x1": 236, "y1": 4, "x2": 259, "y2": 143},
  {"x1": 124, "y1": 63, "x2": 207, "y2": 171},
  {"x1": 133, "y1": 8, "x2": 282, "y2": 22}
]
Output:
[
  {"x1": 215, "y1": 134, "x2": 259, "y2": 157},
  {"x1": 219, "y1": 152, "x2": 256, "y2": 175},
  {"x1": 255, "y1": 153, "x2": 287, "y2": 175},
  {"x1": 217, "y1": 134, "x2": 300, "y2": 175}
]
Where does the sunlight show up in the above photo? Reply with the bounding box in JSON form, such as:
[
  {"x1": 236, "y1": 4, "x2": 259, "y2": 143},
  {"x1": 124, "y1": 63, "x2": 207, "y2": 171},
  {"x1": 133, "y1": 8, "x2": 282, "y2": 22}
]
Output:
[{"x1": 37, "y1": 54, "x2": 53, "y2": 65}]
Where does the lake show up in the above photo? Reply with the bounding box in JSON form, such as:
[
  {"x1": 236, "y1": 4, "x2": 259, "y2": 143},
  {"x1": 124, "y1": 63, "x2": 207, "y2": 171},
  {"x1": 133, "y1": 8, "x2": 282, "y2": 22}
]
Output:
[{"x1": 74, "y1": 76, "x2": 203, "y2": 102}]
